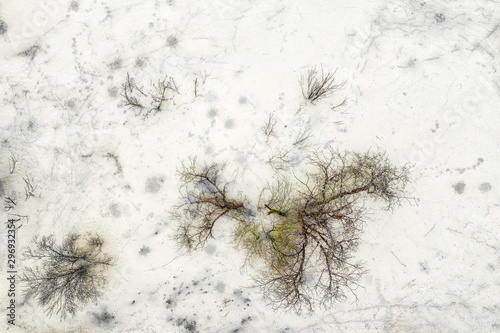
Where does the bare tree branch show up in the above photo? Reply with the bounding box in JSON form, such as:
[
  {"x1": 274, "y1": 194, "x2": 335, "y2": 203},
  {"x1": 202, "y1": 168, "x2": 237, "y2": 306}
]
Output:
[
  {"x1": 8, "y1": 152, "x2": 18, "y2": 174},
  {"x1": 293, "y1": 128, "x2": 312, "y2": 148},
  {"x1": 262, "y1": 113, "x2": 277, "y2": 143},
  {"x1": 23, "y1": 174, "x2": 39, "y2": 200}
]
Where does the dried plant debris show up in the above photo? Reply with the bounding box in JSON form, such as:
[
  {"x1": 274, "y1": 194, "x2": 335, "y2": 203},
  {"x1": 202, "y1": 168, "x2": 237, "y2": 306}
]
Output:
[
  {"x1": 261, "y1": 113, "x2": 278, "y2": 143},
  {"x1": 300, "y1": 66, "x2": 346, "y2": 105},
  {"x1": 122, "y1": 73, "x2": 179, "y2": 119}
]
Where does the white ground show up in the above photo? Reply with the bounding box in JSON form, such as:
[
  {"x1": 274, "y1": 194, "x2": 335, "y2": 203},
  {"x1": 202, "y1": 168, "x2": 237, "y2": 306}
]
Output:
[{"x1": 1, "y1": 0, "x2": 499, "y2": 332}]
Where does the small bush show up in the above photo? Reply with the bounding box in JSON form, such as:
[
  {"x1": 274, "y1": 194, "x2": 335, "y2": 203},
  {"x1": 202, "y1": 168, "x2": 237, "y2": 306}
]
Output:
[
  {"x1": 300, "y1": 66, "x2": 345, "y2": 104},
  {"x1": 121, "y1": 73, "x2": 179, "y2": 119}
]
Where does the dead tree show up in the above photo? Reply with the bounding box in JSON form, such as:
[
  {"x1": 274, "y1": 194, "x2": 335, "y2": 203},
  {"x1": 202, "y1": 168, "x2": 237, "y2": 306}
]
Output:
[
  {"x1": 172, "y1": 157, "x2": 252, "y2": 251},
  {"x1": 236, "y1": 149, "x2": 411, "y2": 311},
  {"x1": 173, "y1": 149, "x2": 412, "y2": 311},
  {"x1": 21, "y1": 233, "x2": 114, "y2": 319}
]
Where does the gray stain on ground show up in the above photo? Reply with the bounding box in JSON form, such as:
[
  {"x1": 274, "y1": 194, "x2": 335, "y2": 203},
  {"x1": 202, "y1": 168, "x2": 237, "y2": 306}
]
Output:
[
  {"x1": 108, "y1": 87, "x2": 118, "y2": 97},
  {"x1": 146, "y1": 176, "x2": 164, "y2": 193},
  {"x1": 479, "y1": 182, "x2": 492, "y2": 193},
  {"x1": 109, "y1": 58, "x2": 122, "y2": 70},
  {"x1": 93, "y1": 310, "x2": 115, "y2": 326},
  {"x1": 167, "y1": 35, "x2": 178, "y2": 47},
  {"x1": 453, "y1": 181, "x2": 465, "y2": 194},
  {"x1": 204, "y1": 245, "x2": 216, "y2": 255},
  {"x1": 434, "y1": 13, "x2": 445, "y2": 23},
  {"x1": 139, "y1": 246, "x2": 151, "y2": 255},
  {"x1": 18, "y1": 45, "x2": 39, "y2": 60},
  {"x1": 0, "y1": 20, "x2": 7, "y2": 35},
  {"x1": 215, "y1": 282, "x2": 225, "y2": 293},
  {"x1": 135, "y1": 57, "x2": 146, "y2": 67},
  {"x1": 208, "y1": 108, "x2": 218, "y2": 118},
  {"x1": 109, "y1": 203, "x2": 121, "y2": 218},
  {"x1": 176, "y1": 318, "x2": 197, "y2": 333},
  {"x1": 224, "y1": 118, "x2": 235, "y2": 129}
]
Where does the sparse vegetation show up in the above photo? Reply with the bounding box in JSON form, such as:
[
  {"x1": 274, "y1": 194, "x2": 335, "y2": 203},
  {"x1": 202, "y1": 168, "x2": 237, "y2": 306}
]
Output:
[
  {"x1": 4, "y1": 196, "x2": 16, "y2": 211},
  {"x1": 293, "y1": 128, "x2": 312, "y2": 148},
  {"x1": 261, "y1": 113, "x2": 278, "y2": 143},
  {"x1": 122, "y1": 73, "x2": 179, "y2": 119},
  {"x1": 300, "y1": 66, "x2": 346, "y2": 104},
  {"x1": 193, "y1": 70, "x2": 210, "y2": 98},
  {"x1": 22, "y1": 174, "x2": 38, "y2": 200},
  {"x1": 8, "y1": 152, "x2": 18, "y2": 174},
  {"x1": 172, "y1": 149, "x2": 412, "y2": 311},
  {"x1": 21, "y1": 233, "x2": 114, "y2": 319},
  {"x1": 267, "y1": 147, "x2": 293, "y2": 172}
]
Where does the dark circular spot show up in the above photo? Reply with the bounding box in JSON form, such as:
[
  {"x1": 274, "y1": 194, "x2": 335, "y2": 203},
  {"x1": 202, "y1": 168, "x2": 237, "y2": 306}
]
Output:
[
  {"x1": 225, "y1": 119, "x2": 235, "y2": 129},
  {"x1": 139, "y1": 246, "x2": 151, "y2": 255},
  {"x1": 135, "y1": 57, "x2": 145, "y2": 67},
  {"x1": 452, "y1": 181, "x2": 465, "y2": 194},
  {"x1": 145, "y1": 176, "x2": 164, "y2": 193},
  {"x1": 70, "y1": 1, "x2": 79, "y2": 11},
  {"x1": 208, "y1": 108, "x2": 218, "y2": 118},
  {"x1": 434, "y1": 13, "x2": 445, "y2": 23},
  {"x1": 479, "y1": 182, "x2": 491, "y2": 193},
  {"x1": 93, "y1": 311, "x2": 115, "y2": 325},
  {"x1": 167, "y1": 35, "x2": 178, "y2": 47},
  {"x1": 109, "y1": 58, "x2": 122, "y2": 70},
  {"x1": 108, "y1": 87, "x2": 118, "y2": 97}
]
